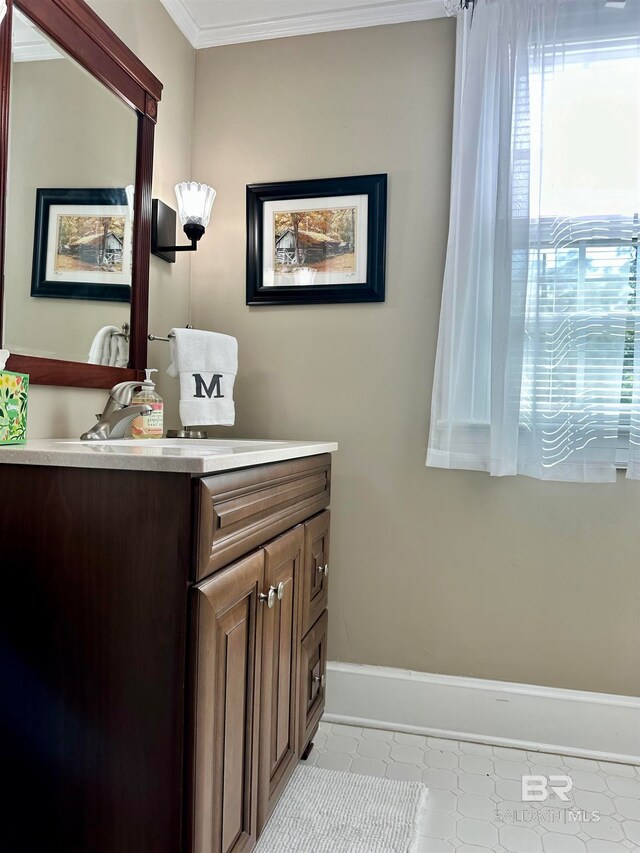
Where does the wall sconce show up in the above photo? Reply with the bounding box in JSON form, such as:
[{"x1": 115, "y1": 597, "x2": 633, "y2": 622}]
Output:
[
  {"x1": 151, "y1": 181, "x2": 216, "y2": 263},
  {"x1": 125, "y1": 184, "x2": 135, "y2": 221}
]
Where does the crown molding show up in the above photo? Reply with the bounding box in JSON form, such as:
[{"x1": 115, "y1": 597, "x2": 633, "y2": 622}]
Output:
[
  {"x1": 13, "y1": 42, "x2": 63, "y2": 61},
  {"x1": 160, "y1": 0, "x2": 447, "y2": 50},
  {"x1": 159, "y1": 0, "x2": 200, "y2": 47},
  {"x1": 12, "y1": 6, "x2": 63, "y2": 61}
]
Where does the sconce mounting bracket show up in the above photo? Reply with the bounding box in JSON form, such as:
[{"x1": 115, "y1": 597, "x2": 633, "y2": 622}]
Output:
[{"x1": 151, "y1": 199, "x2": 177, "y2": 263}]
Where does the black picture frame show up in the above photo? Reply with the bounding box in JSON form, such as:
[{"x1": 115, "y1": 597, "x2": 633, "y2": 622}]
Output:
[
  {"x1": 31, "y1": 187, "x2": 132, "y2": 303},
  {"x1": 246, "y1": 174, "x2": 387, "y2": 306}
]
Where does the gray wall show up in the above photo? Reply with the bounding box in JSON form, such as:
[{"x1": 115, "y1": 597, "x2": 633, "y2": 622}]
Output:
[{"x1": 191, "y1": 21, "x2": 640, "y2": 697}]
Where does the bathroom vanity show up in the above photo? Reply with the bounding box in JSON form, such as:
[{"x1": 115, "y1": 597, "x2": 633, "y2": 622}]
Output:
[
  {"x1": 0, "y1": 439, "x2": 336, "y2": 853},
  {"x1": 0, "y1": 4, "x2": 336, "y2": 850}
]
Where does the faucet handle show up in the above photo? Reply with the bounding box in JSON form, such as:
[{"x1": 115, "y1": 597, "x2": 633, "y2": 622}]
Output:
[{"x1": 109, "y1": 381, "x2": 144, "y2": 407}]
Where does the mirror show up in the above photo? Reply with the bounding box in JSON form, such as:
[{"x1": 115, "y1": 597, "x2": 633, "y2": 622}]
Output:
[
  {"x1": 3, "y1": 10, "x2": 136, "y2": 365},
  {"x1": 0, "y1": 0, "x2": 162, "y2": 388}
]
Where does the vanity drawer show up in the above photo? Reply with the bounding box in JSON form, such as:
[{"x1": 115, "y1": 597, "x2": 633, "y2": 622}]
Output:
[
  {"x1": 301, "y1": 510, "x2": 330, "y2": 638},
  {"x1": 298, "y1": 610, "x2": 328, "y2": 755},
  {"x1": 195, "y1": 454, "x2": 331, "y2": 580}
]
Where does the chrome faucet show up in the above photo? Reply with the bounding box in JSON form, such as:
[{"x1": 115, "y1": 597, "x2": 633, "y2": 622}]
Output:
[{"x1": 81, "y1": 381, "x2": 153, "y2": 441}]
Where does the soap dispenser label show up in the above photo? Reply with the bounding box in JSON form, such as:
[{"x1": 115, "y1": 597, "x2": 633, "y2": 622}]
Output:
[{"x1": 131, "y1": 404, "x2": 163, "y2": 438}]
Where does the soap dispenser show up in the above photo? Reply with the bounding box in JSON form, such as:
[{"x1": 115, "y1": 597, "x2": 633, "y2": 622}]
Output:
[{"x1": 131, "y1": 369, "x2": 164, "y2": 439}]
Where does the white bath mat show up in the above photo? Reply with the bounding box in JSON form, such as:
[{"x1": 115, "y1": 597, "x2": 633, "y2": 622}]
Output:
[{"x1": 255, "y1": 765, "x2": 429, "y2": 853}]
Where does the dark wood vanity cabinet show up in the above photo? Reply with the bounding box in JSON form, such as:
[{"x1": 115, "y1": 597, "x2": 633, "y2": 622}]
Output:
[
  {"x1": 301, "y1": 509, "x2": 330, "y2": 637},
  {"x1": 190, "y1": 549, "x2": 265, "y2": 853},
  {"x1": 0, "y1": 453, "x2": 331, "y2": 853},
  {"x1": 258, "y1": 526, "x2": 303, "y2": 833},
  {"x1": 299, "y1": 610, "x2": 330, "y2": 754}
]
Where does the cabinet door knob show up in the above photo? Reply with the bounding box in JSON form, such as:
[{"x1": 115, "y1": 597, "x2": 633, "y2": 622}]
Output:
[
  {"x1": 312, "y1": 673, "x2": 326, "y2": 688},
  {"x1": 277, "y1": 581, "x2": 285, "y2": 600},
  {"x1": 259, "y1": 587, "x2": 276, "y2": 609},
  {"x1": 317, "y1": 563, "x2": 329, "y2": 576}
]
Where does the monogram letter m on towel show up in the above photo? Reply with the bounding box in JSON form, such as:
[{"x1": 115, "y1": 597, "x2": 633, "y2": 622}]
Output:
[
  {"x1": 167, "y1": 328, "x2": 238, "y2": 426},
  {"x1": 193, "y1": 373, "x2": 223, "y2": 399}
]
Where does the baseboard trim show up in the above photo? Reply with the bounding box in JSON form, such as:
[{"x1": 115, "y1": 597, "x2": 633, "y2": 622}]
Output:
[{"x1": 325, "y1": 662, "x2": 640, "y2": 765}]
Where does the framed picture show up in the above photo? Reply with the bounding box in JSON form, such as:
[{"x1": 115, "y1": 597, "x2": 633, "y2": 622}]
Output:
[
  {"x1": 31, "y1": 188, "x2": 133, "y2": 303},
  {"x1": 246, "y1": 174, "x2": 387, "y2": 305}
]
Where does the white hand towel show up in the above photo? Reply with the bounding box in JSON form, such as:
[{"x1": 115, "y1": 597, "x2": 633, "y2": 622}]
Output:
[
  {"x1": 107, "y1": 333, "x2": 119, "y2": 367},
  {"x1": 114, "y1": 334, "x2": 129, "y2": 368},
  {"x1": 167, "y1": 328, "x2": 238, "y2": 427},
  {"x1": 88, "y1": 326, "x2": 119, "y2": 365}
]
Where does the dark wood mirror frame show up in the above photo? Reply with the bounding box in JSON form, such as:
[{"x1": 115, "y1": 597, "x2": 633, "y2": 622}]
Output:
[{"x1": 0, "y1": 0, "x2": 162, "y2": 388}]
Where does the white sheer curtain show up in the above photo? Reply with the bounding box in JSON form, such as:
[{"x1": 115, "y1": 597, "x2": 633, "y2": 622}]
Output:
[{"x1": 427, "y1": 0, "x2": 640, "y2": 482}]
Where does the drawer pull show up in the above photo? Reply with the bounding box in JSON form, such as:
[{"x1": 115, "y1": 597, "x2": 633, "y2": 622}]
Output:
[
  {"x1": 277, "y1": 581, "x2": 285, "y2": 600},
  {"x1": 259, "y1": 587, "x2": 277, "y2": 609},
  {"x1": 312, "y1": 673, "x2": 326, "y2": 688}
]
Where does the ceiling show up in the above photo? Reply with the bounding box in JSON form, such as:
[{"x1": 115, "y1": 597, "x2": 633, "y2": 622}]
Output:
[
  {"x1": 159, "y1": 0, "x2": 446, "y2": 49},
  {"x1": 13, "y1": 8, "x2": 62, "y2": 61}
]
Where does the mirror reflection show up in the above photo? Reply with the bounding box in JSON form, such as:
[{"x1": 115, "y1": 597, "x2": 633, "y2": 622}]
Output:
[{"x1": 3, "y1": 9, "x2": 138, "y2": 365}]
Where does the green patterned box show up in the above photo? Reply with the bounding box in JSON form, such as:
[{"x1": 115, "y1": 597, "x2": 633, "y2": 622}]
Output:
[{"x1": 0, "y1": 370, "x2": 29, "y2": 445}]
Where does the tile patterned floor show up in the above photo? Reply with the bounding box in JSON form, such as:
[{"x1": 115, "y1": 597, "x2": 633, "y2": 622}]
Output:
[{"x1": 305, "y1": 721, "x2": 640, "y2": 853}]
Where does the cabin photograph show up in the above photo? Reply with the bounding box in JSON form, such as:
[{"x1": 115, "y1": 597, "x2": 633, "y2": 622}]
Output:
[
  {"x1": 55, "y1": 213, "x2": 126, "y2": 273},
  {"x1": 273, "y1": 206, "x2": 356, "y2": 276}
]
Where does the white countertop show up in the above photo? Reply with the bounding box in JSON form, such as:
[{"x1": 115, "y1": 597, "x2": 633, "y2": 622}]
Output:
[{"x1": 0, "y1": 438, "x2": 338, "y2": 475}]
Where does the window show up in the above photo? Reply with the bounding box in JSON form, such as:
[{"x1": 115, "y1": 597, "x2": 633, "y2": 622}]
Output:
[
  {"x1": 427, "y1": 0, "x2": 640, "y2": 480},
  {"x1": 522, "y1": 29, "x2": 640, "y2": 466}
]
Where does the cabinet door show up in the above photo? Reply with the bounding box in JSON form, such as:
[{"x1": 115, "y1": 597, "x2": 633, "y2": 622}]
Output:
[
  {"x1": 298, "y1": 610, "x2": 329, "y2": 756},
  {"x1": 301, "y1": 510, "x2": 330, "y2": 637},
  {"x1": 258, "y1": 525, "x2": 304, "y2": 832},
  {"x1": 189, "y1": 551, "x2": 265, "y2": 853}
]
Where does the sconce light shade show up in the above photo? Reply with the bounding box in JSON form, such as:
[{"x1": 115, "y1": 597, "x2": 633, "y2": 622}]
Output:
[
  {"x1": 151, "y1": 181, "x2": 216, "y2": 263},
  {"x1": 175, "y1": 182, "x2": 216, "y2": 228},
  {"x1": 125, "y1": 184, "x2": 135, "y2": 221}
]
